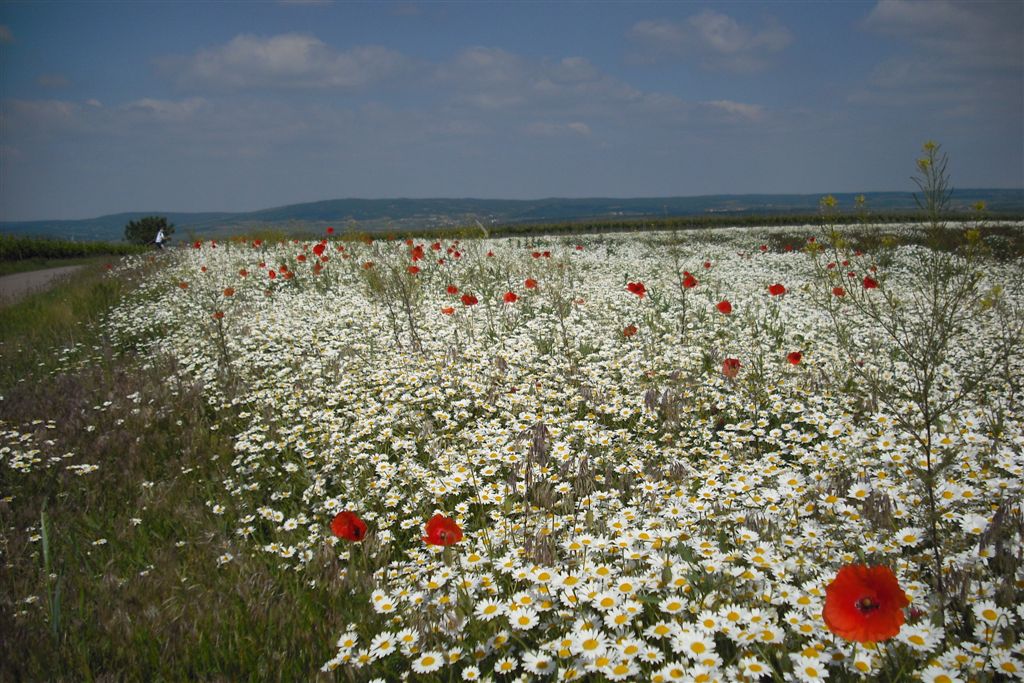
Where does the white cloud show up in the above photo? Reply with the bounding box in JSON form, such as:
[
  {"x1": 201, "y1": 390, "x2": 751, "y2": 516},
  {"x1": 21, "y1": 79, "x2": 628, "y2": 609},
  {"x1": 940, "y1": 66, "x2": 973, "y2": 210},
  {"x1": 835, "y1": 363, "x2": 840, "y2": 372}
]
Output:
[
  {"x1": 854, "y1": 0, "x2": 1023, "y2": 113},
  {"x1": 527, "y1": 121, "x2": 592, "y2": 137},
  {"x1": 0, "y1": 25, "x2": 13, "y2": 44},
  {"x1": 122, "y1": 97, "x2": 206, "y2": 122},
  {"x1": 161, "y1": 33, "x2": 413, "y2": 89},
  {"x1": 865, "y1": 0, "x2": 1021, "y2": 70},
  {"x1": 702, "y1": 100, "x2": 764, "y2": 122},
  {"x1": 628, "y1": 11, "x2": 792, "y2": 72},
  {"x1": 567, "y1": 121, "x2": 591, "y2": 136}
]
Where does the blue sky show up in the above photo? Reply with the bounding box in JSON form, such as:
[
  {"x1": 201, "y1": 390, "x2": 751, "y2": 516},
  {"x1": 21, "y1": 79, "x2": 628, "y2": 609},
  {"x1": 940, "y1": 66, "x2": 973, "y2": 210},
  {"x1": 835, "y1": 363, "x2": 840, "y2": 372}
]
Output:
[{"x1": 1, "y1": 0, "x2": 1021, "y2": 221}]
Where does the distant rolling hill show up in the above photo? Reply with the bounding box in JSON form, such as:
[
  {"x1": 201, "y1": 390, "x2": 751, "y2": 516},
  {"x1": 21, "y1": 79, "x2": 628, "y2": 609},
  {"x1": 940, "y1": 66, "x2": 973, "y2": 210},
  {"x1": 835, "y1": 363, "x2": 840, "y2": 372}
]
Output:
[{"x1": 2, "y1": 189, "x2": 1022, "y2": 242}]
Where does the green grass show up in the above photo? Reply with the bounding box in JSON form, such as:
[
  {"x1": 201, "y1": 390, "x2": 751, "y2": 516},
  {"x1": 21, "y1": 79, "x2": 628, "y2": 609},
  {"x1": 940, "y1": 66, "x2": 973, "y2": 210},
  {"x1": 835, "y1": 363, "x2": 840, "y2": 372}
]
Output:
[
  {"x1": 0, "y1": 263, "x2": 131, "y2": 387},
  {"x1": 0, "y1": 259, "x2": 361, "y2": 681}
]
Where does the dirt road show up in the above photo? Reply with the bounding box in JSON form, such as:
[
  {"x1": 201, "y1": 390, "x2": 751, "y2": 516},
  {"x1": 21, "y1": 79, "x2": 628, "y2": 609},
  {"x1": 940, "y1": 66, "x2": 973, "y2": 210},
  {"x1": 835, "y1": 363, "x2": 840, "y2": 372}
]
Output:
[{"x1": 0, "y1": 265, "x2": 85, "y2": 306}]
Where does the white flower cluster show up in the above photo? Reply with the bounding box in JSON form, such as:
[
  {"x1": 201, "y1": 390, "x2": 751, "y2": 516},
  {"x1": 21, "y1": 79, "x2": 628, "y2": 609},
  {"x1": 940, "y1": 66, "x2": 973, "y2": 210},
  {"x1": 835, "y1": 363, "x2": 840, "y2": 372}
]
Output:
[{"x1": 104, "y1": 226, "x2": 1024, "y2": 681}]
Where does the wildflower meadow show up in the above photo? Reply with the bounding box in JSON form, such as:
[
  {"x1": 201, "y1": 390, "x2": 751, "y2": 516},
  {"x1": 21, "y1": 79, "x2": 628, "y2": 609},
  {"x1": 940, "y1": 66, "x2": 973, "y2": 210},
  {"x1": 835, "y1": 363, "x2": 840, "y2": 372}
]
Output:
[{"x1": 3, "y1": 164, "x2": 1023, "y2": 680}]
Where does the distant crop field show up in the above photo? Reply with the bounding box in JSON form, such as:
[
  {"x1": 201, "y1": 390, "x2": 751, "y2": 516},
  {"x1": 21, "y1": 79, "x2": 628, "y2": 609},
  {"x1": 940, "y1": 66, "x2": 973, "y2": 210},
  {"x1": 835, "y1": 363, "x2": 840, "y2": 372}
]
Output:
[
  {"x1": 2, "y1": 218, "x2": 1022, "y2": 680},
  {"x1": 0, "y1": 234, "x2": 146, "y2": 276}
]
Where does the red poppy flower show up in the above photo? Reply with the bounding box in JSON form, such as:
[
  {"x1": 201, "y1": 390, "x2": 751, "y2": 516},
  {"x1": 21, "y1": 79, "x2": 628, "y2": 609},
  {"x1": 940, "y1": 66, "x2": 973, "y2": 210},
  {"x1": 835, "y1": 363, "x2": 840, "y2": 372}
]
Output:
[
  {"x1": 703, "y1": 261, "x2": 712, "y2": 269},
  {"x1": 487, "y1": 251, "x2": 495, "y2": 257},
  {"x1": 531, "y1": 251, "x2": 541, "y2": 259},
  {"x1": 223, "y1": 287, "x2": 235, "y2": 297},
  {"x1": 784, "y1": 245, "x2": 794, "y2": 252},
  {"x1": 431, "y1": 242, "x2": 441, "y2": 251},
  {"x1": 461, "y1": 293, "x2": 478, "y2": 306},
  {"x1": 297, "y1": 254, "x2": 306, "y2": 262},
  {"x1": 543, "y1": 250, "x2": 551, "y2": 258},
  {"x1": 717, "y1": 300, "x2": 733, "y2": 315},
  {"x1": 253, "y1": 239, "x2": 263, "y2": 247},
  {"x1": 447, "y1": 285, "x2": 459, "y2": 295},
  {"x1": 768, "y1": 283, "x2": 786, "y2": 296},
  {"x1": 239, "y1": 268, "x2": 248, "y2": 277},
  {"x1": 178, "y1": 281, "x2": 189, "y2": 290},
  {"x1": 193, "y1": 240, "x2": 202, "y2": 249},
  {"x1": 626, "y1": 282, "x2": 647, "y2": 298},
  {"x1": 212, "y1": 311, "x2": 224, "y2": 320},
  {"x1": 722, "y1": 358, "x2": 741, "y2": 379},
  {"x1": 759, "y1": 244, "x2": 768, "y2": 252},
  {"x1": 326, "y1": 226, "x2": 334, "y2": 234},
  {"x1": 863, "y1": 276, "x2": 879, "y2": 289},
  {"x1": 576, "y1": 245, "x2": 584, "y2": 251},
  {"x1": 524, "y1": 278, "x2": 538, "y2": 290},
  {"x1": 331, "y1": 511, "x2": 367, "y2": 542},
  {"x1": 201, "y1": 266, "x2": 208, "y2": 273},
  {"x1": 682, "y1": 273, "x2": 698, "y2": 289},
  {"x1": 268, "y1": 270, "x2": 276, "y2": 279},
  {"x1": 313, "y1": 243, "x2": 326, "y2": 256},
  {"x1": 411, "y1": 245, "x2": 425, "y2": 262},
  {"x1": 823, "y1": 564, "x2": 909, "y2": 643},
  {"x1": 362, "y1": 261, "x2": 374, "y2": 270},
  {"x1": 407, "y1": 265, "x2": 421, "y2": 275},
  {"x1": 503, "y1": 291, "x2": 518, "y2": 303},
  {"x1": 833, "y1": 286, "x2": 846, "y2": 297},
  {"x1": 787, "y1": 351, "x2": 802, "y2": 365},
  {"x1": 283, "y1": 271, "x2": 294, "y2": 280},
  {"x1": 441, "y1": 306, "x2": 455, "y2": 315},
  {"x1": 423, "y1": 514, "x2": 462, "y2": 546},
  {"x1": 623, "y1": 324, "x2": 638, "y2": 337},
  {"x1": 313, "y1": 263, "x2": 323, "y2": 274}
]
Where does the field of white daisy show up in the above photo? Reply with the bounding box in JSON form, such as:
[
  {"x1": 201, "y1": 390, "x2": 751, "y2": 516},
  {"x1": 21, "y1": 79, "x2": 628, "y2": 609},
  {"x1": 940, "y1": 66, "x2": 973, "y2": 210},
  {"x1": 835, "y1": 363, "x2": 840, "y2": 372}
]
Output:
[{"x1": 5, "y1": 211, "x2": 1018, "y2": 681}]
